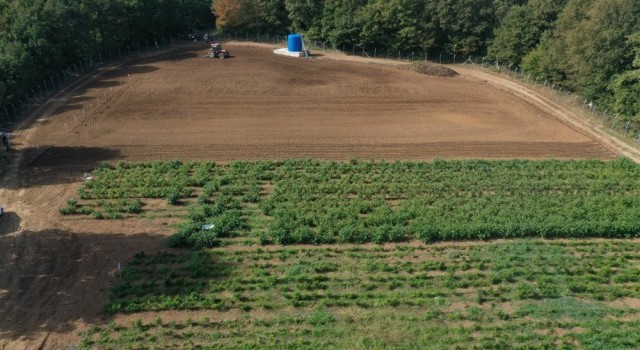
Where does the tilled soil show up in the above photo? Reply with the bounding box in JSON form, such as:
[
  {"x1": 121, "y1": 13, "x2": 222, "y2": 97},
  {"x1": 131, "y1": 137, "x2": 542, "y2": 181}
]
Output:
[{"x1": 27, "y1": 43, "x2": 615, "y2": 166}]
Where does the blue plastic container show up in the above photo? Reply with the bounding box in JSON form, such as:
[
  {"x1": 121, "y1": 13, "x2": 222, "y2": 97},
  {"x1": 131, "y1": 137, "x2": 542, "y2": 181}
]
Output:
[{"x1": 288, "y1": 34, "x2": 303, "y2": 52}]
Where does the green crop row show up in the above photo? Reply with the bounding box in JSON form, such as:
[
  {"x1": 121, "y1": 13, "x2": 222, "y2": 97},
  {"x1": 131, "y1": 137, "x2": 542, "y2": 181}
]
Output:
[
  {"x1": 65, "y1": 158, "x2": 640, "y2": 246},
  {"x1": 95, "y1": 240, "x2": 640, "y2": 349},
  {"x1": 107, "y1": 241, "x2": 640, "y2": 314},
  {"x1": 79, "y1": 304, "x2": 640, "y2": 349}
]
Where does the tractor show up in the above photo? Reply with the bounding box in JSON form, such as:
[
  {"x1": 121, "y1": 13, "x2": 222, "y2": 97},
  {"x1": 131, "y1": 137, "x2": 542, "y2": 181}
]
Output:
[{"x1": 206, "y1": 43, "x2": 231, "y2": 59}]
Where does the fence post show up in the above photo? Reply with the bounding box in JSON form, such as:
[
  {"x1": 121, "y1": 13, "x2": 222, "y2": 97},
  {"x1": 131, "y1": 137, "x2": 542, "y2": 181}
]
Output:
[
  {"x1": 439, "y1": 53, "x2": 442, "y2": 64},
  {"x1": 50, "y1": 76, "x2": 54, "y2": 88},
  {"x1": 611, "y1": 114, "x2": 619, "y2": 127},
  {"x1": 19, "y1": 97, "x2": 24, "y2": 113},
  {"x1": 4, "y1": 107, "x2": 9, "y2": 123},
  {"x1": 624, "y1": 121, "x2": 631, "y2": 137}
]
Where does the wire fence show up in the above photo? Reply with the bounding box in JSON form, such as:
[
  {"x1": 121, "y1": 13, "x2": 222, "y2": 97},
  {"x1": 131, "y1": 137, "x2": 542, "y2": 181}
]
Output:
[
  {"x1": 214, "y1": 31, "x2": 640, "y2": 145},
  {"x1": 0, "y1": 34, "x2": 198, "y2": 130}
]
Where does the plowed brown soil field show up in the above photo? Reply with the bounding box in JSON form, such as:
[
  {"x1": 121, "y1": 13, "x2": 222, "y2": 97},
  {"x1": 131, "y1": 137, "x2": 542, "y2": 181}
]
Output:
[
  {"x1": 26, "y1": 42, "x2": 615, "y2": 167},
  {"x1": 0, "y1": 42, "x2": 627, "y2": 349}
]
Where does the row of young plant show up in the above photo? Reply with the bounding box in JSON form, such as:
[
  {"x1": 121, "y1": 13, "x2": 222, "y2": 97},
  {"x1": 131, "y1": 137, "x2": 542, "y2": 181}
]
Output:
[
  {"x1": 260, "y1": 158, "x2": 640, "y2": 244},
  {"x1": 80, "y1": 299, "x2": 640, "y2": 349},
  {"x1": 166, "y1": 161, "x2": 271, "y2": 248},
  {"x1": 96, "y1": 242, "x2": 640, "y2": 349},
  {"x1": 78, "y1": 161, "x2": 215, "y2": 200},
  {"x1": 64, "y1": 158, "x2": 640, "y2": 246},
  {"x1": 107, "y1": 240, "x2": 640, "y2": 314}
]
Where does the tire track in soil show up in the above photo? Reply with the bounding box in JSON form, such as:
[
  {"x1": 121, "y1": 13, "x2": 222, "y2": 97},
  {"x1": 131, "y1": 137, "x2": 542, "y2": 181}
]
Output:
[{"x1": 27, "y1": 141, "x2": 612, "y2": 164}]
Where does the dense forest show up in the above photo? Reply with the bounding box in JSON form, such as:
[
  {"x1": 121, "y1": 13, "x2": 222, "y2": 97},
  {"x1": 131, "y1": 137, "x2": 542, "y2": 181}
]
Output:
[
  {"x1": 0, "y1": 0, "x2": 213, "y2": 112},
  {"x1": 0, "y1": 0, "x2": 638, "y2": 127},
  {"x1": 213, "y1": 0, "x2": 640, "y2": 125}
]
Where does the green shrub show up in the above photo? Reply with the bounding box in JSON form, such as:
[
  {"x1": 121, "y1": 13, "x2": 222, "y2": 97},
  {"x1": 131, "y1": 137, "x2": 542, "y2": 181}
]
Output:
[
  {"x1": 166, "y1": 189, "x2": 182, "y2": 205},
  {"x1": 59, "y1": 200, "x2": 78, "y2": 215}
]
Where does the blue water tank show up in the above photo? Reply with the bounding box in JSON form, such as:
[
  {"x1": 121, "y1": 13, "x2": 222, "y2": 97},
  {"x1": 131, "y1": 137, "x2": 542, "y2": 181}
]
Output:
[{"x1": 288, "y1": 34, "x2": 303, "y2": 52}]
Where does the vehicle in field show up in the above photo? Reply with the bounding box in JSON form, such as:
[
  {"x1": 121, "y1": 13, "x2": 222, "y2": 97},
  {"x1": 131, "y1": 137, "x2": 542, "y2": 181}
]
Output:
[{"x1": 205, "y1": 43, "x2": 231, "y2": 59}]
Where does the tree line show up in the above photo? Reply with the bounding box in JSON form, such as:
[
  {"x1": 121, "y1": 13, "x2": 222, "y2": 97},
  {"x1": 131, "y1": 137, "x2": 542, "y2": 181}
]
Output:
[
  {"x1": 0, "y1": 0, "x2": 213, "y2": 114},
  {"x1": 1, "y1": 0, "x2": 637, "y2": 126},
  {"x1": 214, "y1": 0, "x2": 640, "y2": 125}
]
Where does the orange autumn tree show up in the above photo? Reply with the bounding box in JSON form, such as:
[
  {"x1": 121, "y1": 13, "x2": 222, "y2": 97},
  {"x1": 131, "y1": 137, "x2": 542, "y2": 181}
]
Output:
[{"x1": 212, "y1": 0, "x2": 266, "y2": 30}]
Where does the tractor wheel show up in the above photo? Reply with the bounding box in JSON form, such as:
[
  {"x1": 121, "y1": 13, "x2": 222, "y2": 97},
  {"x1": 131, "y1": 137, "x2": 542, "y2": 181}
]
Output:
[
  {"x1": 219, "y1": 53, "x2": 225, "y2": 59},
  {"x1": 207, "y1": 52, "x2": 214, "y2": 58}
]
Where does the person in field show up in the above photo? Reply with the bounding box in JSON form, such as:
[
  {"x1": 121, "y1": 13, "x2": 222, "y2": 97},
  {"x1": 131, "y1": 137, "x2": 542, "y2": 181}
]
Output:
[{"x1": 1, "y1": 131, "x2": 9, "y2": 151}]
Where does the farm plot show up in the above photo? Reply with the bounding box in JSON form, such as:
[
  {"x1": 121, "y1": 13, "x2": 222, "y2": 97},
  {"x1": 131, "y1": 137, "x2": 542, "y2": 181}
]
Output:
[
  {"x1": 83, "y1": 240, "x2": 640, "y2": 349},
  {"x1": 26, "y1": 43, "x2": 615, "y2": 164},
  {"x1": 64, "y1": 158, "x2": 640, "y2": 246}
]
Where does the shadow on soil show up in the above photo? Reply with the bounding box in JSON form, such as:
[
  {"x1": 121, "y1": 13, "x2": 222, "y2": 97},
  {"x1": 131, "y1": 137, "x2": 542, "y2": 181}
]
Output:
[
  {"x1": 0, "y1": 212, "x2": 21, "y2": 236},
  {"x1": 0, "y1": 146, "x2": 121, "y2": 190},
  {"x1": 25, "y1": 146, "x2": 121, "y2": 168},
  {"x1": 0, "y1": 228, "x2": 173, "y2": 346}
]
